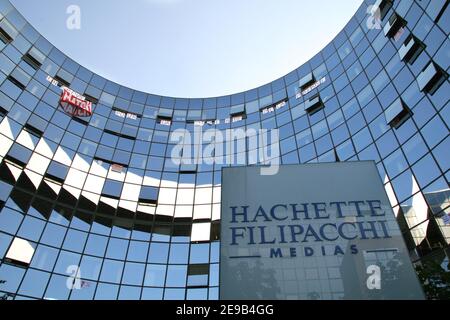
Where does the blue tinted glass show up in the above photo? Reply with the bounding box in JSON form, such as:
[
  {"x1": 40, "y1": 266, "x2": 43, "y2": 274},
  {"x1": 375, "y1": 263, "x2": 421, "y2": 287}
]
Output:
[
  {"x1": 95, "y1": 283, "x2": 119, "y2": 300},
  {"x1": 166, "y1": 265, "x2": 187, "y2": 287},
  {"x1": 412, "y1": 154, "x2": 441, "y2": 188},
  {"x1": 30, "y1": 244, "x2": 58, "y2": 271},
  {"x1": 62, "y1": 229, "x2": 87, "y2": 253},
  {"x1": 40, "y1": 223, "x2": 66, "y2": 247},
  {"x1": 148, "y1": 242, "x2": 169, "y2": 263},
  {"x1": 169, "y1": 243, "x2": 189, "y2": 264},
  {"x1": 189, "y1": 243, "x2": 209, "y2": 264},
  {"x1": 100, "y1": 259, "x2": 124, "y2": 283},
  {"x1": 106, "y1": 238, "x2": 128, "y2": 260},
  {"x1": 0, "y1": 207, "x2": 23, "y2": 233},
  {"x1": 144, "y1": 264, "x2": 166, "y2": 287},
  {"x1": 122, "y1": 262, "x2": 145, "y2": 286},
  {"x1": 126, "y1": 241, "x2": 148, "y2": 262}
]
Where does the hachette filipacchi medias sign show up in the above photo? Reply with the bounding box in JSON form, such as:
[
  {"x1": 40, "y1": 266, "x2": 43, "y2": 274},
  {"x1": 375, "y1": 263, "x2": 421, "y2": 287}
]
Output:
[{"x1": 219, "y1": 161, "x2": 424, "y2": 300}]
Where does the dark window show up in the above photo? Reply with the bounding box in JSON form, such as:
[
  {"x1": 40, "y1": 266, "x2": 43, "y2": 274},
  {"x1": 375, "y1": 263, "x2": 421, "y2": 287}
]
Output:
[
  {"x1": 305, "y1": 94, "x2": 323, "y2": 115},
  {"x1": 156, "y1": 115, "x2": 172, "y2": 126},
  {"x1": 45, "y1": 161, "x2": 69, "y2": 183},
  {"x1": 139, "y1": 186, "x2": 159, "y2": 204},
  {"x1": 6, "y1": 143, "x2": 32, "y2": 167},
  {"x1": 101, "y1": 180, "x2": 123, "y2": 199},
  {"x1": 385, "y1": 98, "x2": 412, "y2": 129},
  {"x1": 298, "y1": 72, "x2": 315, "y2": 90},
  {"x1": 8, "y1": 68, "x2": 31, "y2": 89},
  {"x1": 229, "y1": 104, "x2": 245, "y2": 116},
  {"x1": 398, "y1": 34, "x2": 425, "y2": 64},
  {"x1": 22, "y1": 47, "x2": 45, "y2": 70},
  {"x1": 373, "y1": 0, "x2": 393, "y2": 21},
  {"x1": 180, "y1": 163, "x2": 197, "y2": 173},
  {"x1": 384, "y1": 12, "x2": 406, "y2": 39},
  {"x1": 54, "y1": 69, "x2": 73, "y2": 87},
  {"x1": 0, "y1": 19, "x2": 18, "y2": 43},
  {"x1": 417, "y1": 62, "x2": 448, "y2": 94}
]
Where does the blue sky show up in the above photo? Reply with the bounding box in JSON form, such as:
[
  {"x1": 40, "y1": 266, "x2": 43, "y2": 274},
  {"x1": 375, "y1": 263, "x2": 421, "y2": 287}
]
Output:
[{"x1": 11, "y1": 0, "x2": 363, "y2": 98}]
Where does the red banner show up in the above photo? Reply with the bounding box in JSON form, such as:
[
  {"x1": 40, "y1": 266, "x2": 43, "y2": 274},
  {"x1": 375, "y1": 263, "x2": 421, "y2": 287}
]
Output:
[{"x1": 59, "y1": 87, "x2": 93, "y2": 117}]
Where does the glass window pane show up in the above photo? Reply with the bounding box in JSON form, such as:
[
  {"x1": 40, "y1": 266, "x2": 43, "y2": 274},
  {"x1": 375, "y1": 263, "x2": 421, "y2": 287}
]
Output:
[
  {"x1": 30, "y1": 244, "x2": 58, "y2": 272},
  {"x1": 122, "y1": 262, "x2": 145, "y2": 286},
  {"x1": 94, "y1": 283, "x2": 119, "y2": 300},
  {"x1": 144, "y1": 264, "x2": 166, "y2": 287},
  {"x1": 18, "y1": 269, "x2": 50, "y2": 298},
  {"x1": 99, "y1": 259, "x2": 124, "y2": 283},
  {"x1": 166, "y1": 265, "x2": 187, "y2": 287},
  {"x1": 147, "y1": 242, "x2": 169, "y2": 263}
]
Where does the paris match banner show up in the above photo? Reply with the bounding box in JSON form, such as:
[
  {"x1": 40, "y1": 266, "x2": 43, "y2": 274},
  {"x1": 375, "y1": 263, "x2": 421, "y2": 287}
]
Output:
[
  {"x1": 59, "y1": 87, "x2": 93, "y2": 117},
  {"x1": 220, "y1": 161, "x2": 424, "y2": 300}
]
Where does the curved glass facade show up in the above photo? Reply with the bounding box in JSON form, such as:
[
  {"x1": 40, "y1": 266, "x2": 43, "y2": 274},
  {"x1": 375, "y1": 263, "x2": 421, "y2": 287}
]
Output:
[{"x1": 0, "y1": 0, "x2": 448, "y2": 300}]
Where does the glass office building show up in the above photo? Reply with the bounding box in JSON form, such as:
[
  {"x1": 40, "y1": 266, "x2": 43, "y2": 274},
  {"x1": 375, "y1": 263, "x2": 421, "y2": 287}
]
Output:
[{"x1": 0, "y1": 0, "x2": 448, "y2": 300}]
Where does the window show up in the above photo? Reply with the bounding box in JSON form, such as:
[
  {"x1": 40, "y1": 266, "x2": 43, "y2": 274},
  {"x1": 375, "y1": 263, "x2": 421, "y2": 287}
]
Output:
[
  {"x1": 384, "y1": 12, "x2": 406, "y2": 39},
  {"x1": 8, "y1": 68, "x2": 31, "y2": 90},
  {"x1": 298, "y1": 72, "x2": 315, "y2": 90},
  {"x1": 189, "y1": 243, "x2": 209, "y2": 264},
  {"x1": 5, "y1": 237, "x2": 36, "y2": 267},
  {"x1": 142, "y1": 288, "x2": 163, "y2": 300},
  {"x1": 305, "y1": 94, "x2": 323, "y2": 115},
  {"x1": 54, "y1": 250, "x2": 81, "y2": 275},
  {"x1": 169, "y1": 243, "x2": 189, "y2": 264},
  {"x1": 139, "y1": 186, "x2": 158, "y2": 204},
  {"x1": 148, "y1": 240, "x2": 170, "y2": 263},
  {"x1": 384, "y1": 98, "x2": 412, "y2": 129},
  {"x1": 399, "y1": 35, "x2": 425, "y2": 64},
  {"x1": 122, "y1": 262, "x2": 145, "y2": 285},
  {"x1": 191, "y1": 223, "x2": 211, "y2": 242},
  {"x1": 54, "y1": 69, "x2": 74, "y2": 87},
  {"x1": 62, "y1": 229, "x2": 87, "y2": 253},
  {"x1": 25, "y1": 118, "x2": 46, "y2": 137},
  {"x1": 17, "y1": 215, "x2": 45, "y2": 242},
  {"x1": 106, "y1": 237, "x2": 128, "y2": 260},
  {"x1": 0, "y1": 264, "x2": 25, "y2": 295},
  {"x1": 30, "y1": 244, "x2": 58, "y2": 272},
  {"x1": 95, "y1": 283, "x2": 119, "y2": 300},
  {"x1": 187, "y1": 264, "x2": 209, "y2": 287},
  {"x1": 180, "y1": 163, "x2": 197, "y2": 173},
  {"x1": 165, "y1": 265, "x2": 187, "y2": 287},
  {"x1": 156, "y1": 115, "x2": 172, "y2": 126},
  {"x1": 417, "y1": 62, "x2": 447, "y2": 94},
  {"x1": 0, "y1": 207, "x2": 24, "y2": 234},
  {"x1": 0, "y1": 19, "x2": 18, "y2": 43},
  {"x1": 144, "y1": 264, "x2": 166, "y2": 287},
  {"x1": 229, "y1": 104, "x2": 245, "y2": 116},
  {"x1": 100, "y1": 259, "x2": 124, "y2": 283},
  {"x1": 84, "y1": 234, "x2": 108, "y2": 257},
  {"x1": 373, "y1": 0, "x2": 393, "y2": 20},
  {"x1": 40, "y1": 223, "x2": 66, "y2": 247},
  {"x1": 102, "y1": 179, "x2": 123, "y2": 199},
  {"x1": 46, "y1": 161, "x2": 69, "y2": 183},
  {"x1": 260, "y1": 99, "x2": 287, "y2": 115},
  {"x1": 127, "y1": 241, "x2": 148, "y2": 262},
  {"x1": 229, "y1": 104, "x2": 246, "y2": 122},
  {"x1": 22, "y1": 47, "x2": 45, "y2": 70}
]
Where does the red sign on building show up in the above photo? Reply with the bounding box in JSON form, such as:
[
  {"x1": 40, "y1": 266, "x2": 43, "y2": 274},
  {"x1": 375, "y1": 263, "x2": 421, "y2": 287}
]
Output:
[{"x1": 59, "y1": 87, "x2": 93, "y2": 117}]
